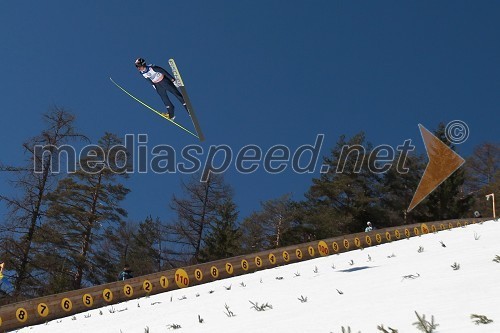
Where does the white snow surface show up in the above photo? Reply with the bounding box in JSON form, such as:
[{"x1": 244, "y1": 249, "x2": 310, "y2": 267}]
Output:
[{"x1": 21, "y1": 220, "x2": 500, "y2": 333}]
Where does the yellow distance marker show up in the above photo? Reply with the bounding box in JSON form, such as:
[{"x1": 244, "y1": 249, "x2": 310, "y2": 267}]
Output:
[
  {"x1": 318, "y1": 240, "x2": 329, "y2": 256},
  {"x1": 61, "y1": 298, "x2": 73, "y2": 312},
  {"x1": 175, "y1": 269, "x2": 189, "y2": 288},
  {"x1": 332, "y1": 241, "x2": 340, "y2": 253},
  {"x1": 82, "y1": 294, "x2": 93, "y2": 307},
  {"x1": 210, "y1": 266, "x2": 219, "y2": 278},
  {"x1": 143, "y1": 280, "x2": 153, "y2": 293},
  {"x1": 160, "y1": 276, "x2": 169, "y2": 288},
  {"x1": 255, "y1": 256, "x2": 263, "y2": 268},
  {"x1": 103, "y1": 289, "x2": 113, "y2": 302},
  {"x1": 37, "y1": 303, "x2": 49, "y2": 317},
  {"x1": 123, "y1": 284, "x2": 134, "y2": 297},
  {"x1": 225, "y1": 263, "x2": 234, "y2": 275},
  {"x1": 194, "y1": 269, "x2": 203, "y2": 281},
  {"x1": 16, "y1": 308, "x2": 28, "y2": 323},
  {"x1": 354, "y1": 237, "x2": 361, "y2": 248},
  {"x1": 268, "y1": 253, "x2": 277, "y2": 265}
]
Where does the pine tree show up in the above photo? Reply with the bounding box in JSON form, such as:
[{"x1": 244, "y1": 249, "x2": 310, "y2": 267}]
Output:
[
  {"x1": 464, "y1": 142, "x2": 499, "y2": 217},
  {"x1": 38, "y1": 132, "x2": 130, "y2": 291},
  {"x1": 199, "y1": 199, "x2": 241, "y2": 262},
  {"x1": 380, "y1": 152, "x2": 428, "y2": 225},
  {"x1": 127, "y1": 216, "x2": 166, "y2": 276},
  {"x1": 166, "y1": 173, "x2": 233, "y2": 265},
  {"x1": 422, "y1": 123, "x2": 474, "y2": 220},
  {"x1": 91, "y1": 220, "x2": 136, "y2": 284},
  {"x1": 302, "y1": 132, "x2": 383, "y2": 236},
  {"x1": 0, "y1": 107, "x2": 87, "y2": 298},
  {"x1": 240, "y1": 194, "x2": 296, "y2": 252}
]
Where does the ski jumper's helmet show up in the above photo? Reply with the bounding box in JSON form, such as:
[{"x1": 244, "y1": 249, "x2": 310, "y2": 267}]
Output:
[{"x1": 135, "y1": 58, "x2": 147, "y2": 67}]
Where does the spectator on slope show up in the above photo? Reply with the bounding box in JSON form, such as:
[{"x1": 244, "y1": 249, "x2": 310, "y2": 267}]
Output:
[
  {"x1": 365, "y1": 221, "x2": 373, "y2": 232},
  {"x1": 118, "y1": 264, "x2": 133, "y2": 281}
]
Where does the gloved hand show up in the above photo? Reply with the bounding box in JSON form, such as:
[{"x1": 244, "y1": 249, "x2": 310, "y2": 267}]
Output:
[{"x1": 172, "y1": 79, "x2": 180, "y2": 88}]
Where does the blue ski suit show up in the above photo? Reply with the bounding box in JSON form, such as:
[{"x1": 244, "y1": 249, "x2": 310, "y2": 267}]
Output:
[{"x1": 139, "y1": 65, "x2": 186, "y2": 117}]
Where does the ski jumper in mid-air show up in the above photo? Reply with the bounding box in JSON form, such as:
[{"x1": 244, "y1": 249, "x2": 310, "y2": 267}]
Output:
[{"x1": 135, "y1": 58, "x2": 186, "y2": 120}]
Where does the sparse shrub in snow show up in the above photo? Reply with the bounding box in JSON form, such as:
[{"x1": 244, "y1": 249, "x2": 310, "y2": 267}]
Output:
[
  {"x1": 224, "y1": 303, "x2": 236, "y2": 317},
  {"x1": 387, "y1": 253, "x2": 396, "y2": 258},
  {"x1": 331, "y1": 263, "x2": 336, "y2": 269},
  {"x1": 413, "y1": 311, "x2": 439, "y2": 332},
  {"x1": 367, "y1": 255, "x2": 372, "y2": 262},
  {"x1": 294, "y1": 271, "x2": 301, "y2": 277},
  {"x1": 71, "y1": 316, "x2": 76, "y2": 321},
  {"x1": 275, "y1": 276, "x2": 284, "y2": 280},
  {"x1": 470, "y1": 314, "x2": 493, "y2": 325},
  {"x1": 451, "y1": 262, "x2": 460, "y2": 270},
  {"x1": 377, "y1": 324, "x2": 398, "y2": 332},
  {"x1": 198, "y1": 314, "x2": 204, "y2": 323},
  {"x1": 249, "y1": 301, "x2": 273, "y2": 311},
  {"x1": 178, "y1": 295, "x2": 187, "y2": 300},
  {"x1": 313, "y1": 266, "x2": 319, "y2": 273},
  {"x1": 348, "y1": 260, "x2": 354, "y2": 265},
  {"x1": 166, "y1": 323, "x2": 182, "y2": 329},
  {"x1": 224, "y1": 284, "x2": 232, "y2": 290},
  {"x1": 297, "y1": 295, "x2": 308, "y2": 303},
  {"x1": 240, "y1": 282, "x2": 246, "y2": 287},
  {"x1": 108, "y1": 306, "x2": 116, "y2": 314},
  {"x1": 99, "y1": 310, "x2": 103, "y2": 315},
  {"x1": 474, "y1": 232, "x2": 480, "y2": 240},
  {"x1": 418, "y1": 246, "x2": 424, "y2": 253},
  {"x1": 84, "y1": 314, "x2": 91, "y2": 319},
  {"x1": 144, "y1": 326, "x2": 149, "y2": 333},
  {"x1": 336, "y1": 289, "x2": 343, "y2": 295},
  {"x1": 440, "y1": 241, "x2": 446, "y2": 247},
  {"x1": 401, "y1": 273, "x2": 420, "y2": 281},
  {"x1": 493, "y1": 255, "x2": 500, "y2": 263}
]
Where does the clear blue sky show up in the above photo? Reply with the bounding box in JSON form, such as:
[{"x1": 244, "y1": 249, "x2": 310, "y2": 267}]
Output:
[{"x1": 1, "y1": 1, "x2": 499, "y2": 223}]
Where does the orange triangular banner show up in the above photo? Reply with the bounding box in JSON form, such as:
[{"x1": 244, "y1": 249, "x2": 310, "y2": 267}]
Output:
[{"x1": 407, "y1": 124, "x2": 465, "y2": 212}]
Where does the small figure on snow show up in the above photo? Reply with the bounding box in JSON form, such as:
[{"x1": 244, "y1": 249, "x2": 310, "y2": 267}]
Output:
[
  {"x1": 135, "y1": 58, "x2": 187, "y2": 120},
  {"x1": 365, "y1": 221, "x2": 373, "y2": 232},
  {"x1": 118, "y1": 264, "x2": 133, "y2": 281}
]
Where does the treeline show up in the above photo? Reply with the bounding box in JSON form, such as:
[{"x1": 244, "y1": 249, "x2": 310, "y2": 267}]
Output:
[{"x1": 0, "y1": 107, "x2": 498, "y2": 303}]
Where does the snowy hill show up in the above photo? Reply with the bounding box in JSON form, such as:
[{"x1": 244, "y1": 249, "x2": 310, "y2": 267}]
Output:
[{"x1": 20, "y1": 220, "x2": 500, "y2": 333}]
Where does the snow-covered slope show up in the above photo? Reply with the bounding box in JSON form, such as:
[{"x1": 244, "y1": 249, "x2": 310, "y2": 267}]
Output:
[{"x1": 21, "y1": 220, "x2": 500, "y2": 333}]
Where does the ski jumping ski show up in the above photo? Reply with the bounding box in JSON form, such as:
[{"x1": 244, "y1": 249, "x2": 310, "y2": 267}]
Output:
[
  {"x1": 168, "y1": 59, "x2": 205, "y2": 142},
  {"x1": 109, "y1": 77, "x2": 199, "y2": 139}
]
